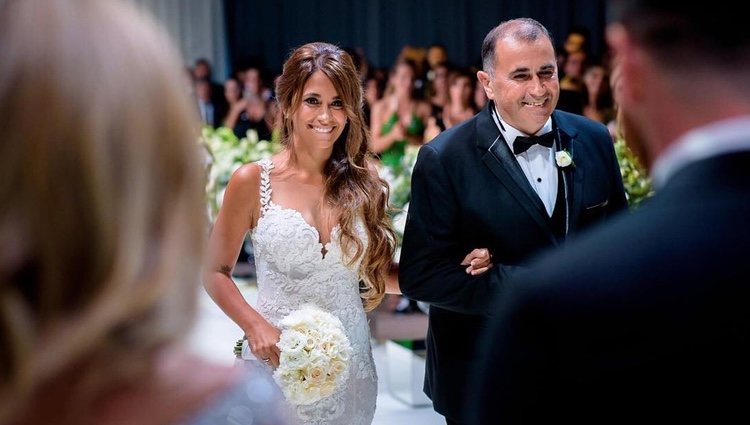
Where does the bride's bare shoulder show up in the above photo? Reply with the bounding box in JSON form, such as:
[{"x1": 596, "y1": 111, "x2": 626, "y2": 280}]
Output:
[{"x1": 231, "y1": 161, "x2": 263, "y2": 186}]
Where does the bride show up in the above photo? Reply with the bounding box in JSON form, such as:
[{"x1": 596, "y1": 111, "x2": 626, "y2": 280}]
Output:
[{"x1": 203, "y1": 42, "x2": 398, "y2": 424}]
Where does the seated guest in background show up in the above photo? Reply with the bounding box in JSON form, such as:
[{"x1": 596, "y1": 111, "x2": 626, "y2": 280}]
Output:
[
  {"x1": 469, "y1": 1, "x2": 750, "y2": 423},
  {"x1": 581, "y1": 62, "x2": 615, "y2": 126},
  {"x1": 428, "y1": 61, "x2": 451, "y2": 115},
  {"x1": 363, "y1": 68, "x2": 387, "y2": 127},
  {"x1": 193, "y1": 57, "x2": 226, "y2": 109},
  {"x1": 424, "y1": 67, "x2": 478, "y2": 141},
  {"x1": 441, "y1": 67, "x2": 478, "y2": 129},
  {"x1": 556, "y1": 50, "x2": 587, "y2": 115},
  {"x1": 559, "y1": 49, "x2": 587, "y2": 92},
  {"x1": 0, "y1": 1, "x2": 292, "y2": 424},
  {"x1": 225, "y1": 93, "x2": 272, "y2": 140},
  {"x1": 426, "y1": 44, "x2": 450, "y2": 75},
  {"x1": 238, "y1": 64, "x2": 273, "y2": 103},
  {"x1": 195, "y1": 77, "x2": 228, "y2": 128},
  {"x1": 556, "y1": 25, "x2": 591, "y2": 76},
  {"x1": 223, "y1": 77, "x2": 243, "y2": 109},
  {"x1": 194, "y1": 58, "x2": 219, "y2": 86},
  {"x1": 369, "y1": 58, "x2": 431, "y2": 156}
]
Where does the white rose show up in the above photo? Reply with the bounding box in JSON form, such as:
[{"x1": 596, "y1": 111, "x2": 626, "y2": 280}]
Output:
[
  {"x1": 330, "y1": 359, "x2": 347, "y2": 376},
  {"x1": 555, "y1": 150, "x2": 574, "y2": 168},
  {"x1": 280, "y1": 350, "x2": 307, "y2": 369},
  {"x1": 306, "y1": 365, "x2": 326, "y2": 384},
  {"x1": 277, "y1": 329, "x2": 305, "y2": 353}
]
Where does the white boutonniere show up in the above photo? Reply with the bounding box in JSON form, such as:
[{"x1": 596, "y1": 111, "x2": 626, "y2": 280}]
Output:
[{"x1": 555, "y1": 150, "x2": 575, "y2": 168}]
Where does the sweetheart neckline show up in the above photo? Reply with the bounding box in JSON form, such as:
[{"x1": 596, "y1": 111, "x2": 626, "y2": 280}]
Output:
[{"x1": 261, "y1": 201, "x2": 340, "y2": 260}]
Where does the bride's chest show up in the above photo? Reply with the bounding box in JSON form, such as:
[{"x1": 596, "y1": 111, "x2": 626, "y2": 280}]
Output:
[{"x1": 250, "y1": 205, "x2": 367, "y2": 276}]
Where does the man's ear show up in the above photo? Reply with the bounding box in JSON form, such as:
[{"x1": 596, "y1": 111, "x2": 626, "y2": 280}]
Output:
[{"x1": 476, "y1": 70, "x2": 494, "y2": 100}]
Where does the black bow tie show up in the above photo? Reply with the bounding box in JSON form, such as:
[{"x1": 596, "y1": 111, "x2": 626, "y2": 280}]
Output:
[{"x1": 512, "y1": 131, "x2": 555, "y2": 154}]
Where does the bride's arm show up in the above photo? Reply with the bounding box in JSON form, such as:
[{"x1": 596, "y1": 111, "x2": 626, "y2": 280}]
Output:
[{"x1": 202, "y1": 163, "x2": 281, "y2": 367}]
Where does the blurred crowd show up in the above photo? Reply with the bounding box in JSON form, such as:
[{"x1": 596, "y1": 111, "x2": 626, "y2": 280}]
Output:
[{"x1": 186, "y1": 24, "x2": 617, "y2": 152}]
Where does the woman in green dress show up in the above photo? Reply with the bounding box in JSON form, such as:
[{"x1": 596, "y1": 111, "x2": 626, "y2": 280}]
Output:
[{"x1": 369, "y1": 58, "x2": 432, "y2": 159}]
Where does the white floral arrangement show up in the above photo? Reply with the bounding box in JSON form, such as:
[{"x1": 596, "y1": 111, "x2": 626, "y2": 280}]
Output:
[
  {"x1": 200, "y1": 126, "x2": 281, "y2": 220},
  {"x1": 273, "y1": 305, "x2": 352, "y2": 406},
  {"x1": 614, "y1": 137, "x2": 654, "y2": 207},
  {"x1": 377, "y1": 144, "x2": 420, "y2": 232}
]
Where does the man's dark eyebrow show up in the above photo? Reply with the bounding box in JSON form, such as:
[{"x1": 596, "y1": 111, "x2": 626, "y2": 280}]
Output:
[{"x1": 510, "y1": 66, "x2": 531, "y2": 75}]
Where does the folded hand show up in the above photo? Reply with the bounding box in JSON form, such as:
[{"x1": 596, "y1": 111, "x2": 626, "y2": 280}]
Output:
[{"x1": 460, "y1": 248, "x2": 493, "y2": 276}]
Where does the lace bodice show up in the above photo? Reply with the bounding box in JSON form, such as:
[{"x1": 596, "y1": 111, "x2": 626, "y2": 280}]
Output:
[{"x1": 249, "y1": 158, "x2": 377, "y2": 425}]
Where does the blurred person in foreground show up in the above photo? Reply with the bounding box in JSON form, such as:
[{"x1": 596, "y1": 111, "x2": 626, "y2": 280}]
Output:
[
  {"x1": 469, "y1": 1, "x2": 750, "y2": 423},
  {"x1": 0, "y1": 1, "x2": 292, "y2": 424},
  {"x1": 399, "y1": 17, "x2": 626, "y2": 425}
]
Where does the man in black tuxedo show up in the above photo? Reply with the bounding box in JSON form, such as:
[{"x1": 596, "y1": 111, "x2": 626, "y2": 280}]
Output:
[
  {"x1": 398, "y1": 18, "x2": 627, "y2": 425},
  {"x1": 468, "y1": 2, "x2": 750, "y2": 424}
]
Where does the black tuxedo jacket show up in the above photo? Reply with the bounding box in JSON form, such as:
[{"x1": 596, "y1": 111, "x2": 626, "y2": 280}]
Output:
[
  {"x1": 398, "y1": 103, "x2": 627, "y2": 421},
  {"x1": 468, "y1": 151, "x2": 750, "y2": 424}
]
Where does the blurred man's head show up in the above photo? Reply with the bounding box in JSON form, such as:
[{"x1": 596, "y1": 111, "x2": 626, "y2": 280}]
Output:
[
  {"x1": 193, "y1": 58, "x2": 212, "y2": 80},
  {"x1": 607, "y1": 0, "x2": 750, "y2": 167},
  {"x1": 195, "y1": 77, "x2": 212, "y2": 102}
]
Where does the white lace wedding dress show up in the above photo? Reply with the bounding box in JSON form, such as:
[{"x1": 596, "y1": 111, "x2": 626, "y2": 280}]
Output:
[{"x1": 249, "y1": 159, "x2": 378, "y2": 425}]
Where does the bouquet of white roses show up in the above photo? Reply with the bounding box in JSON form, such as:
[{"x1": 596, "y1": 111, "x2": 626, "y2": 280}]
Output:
[{"x1": 272, "y1": 305, "x2": 352, "y2": 405}]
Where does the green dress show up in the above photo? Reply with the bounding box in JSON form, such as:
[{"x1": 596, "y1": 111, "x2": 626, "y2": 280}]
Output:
[{"x1": 379, "y1": 111, "x2": 425, "y2": 168}]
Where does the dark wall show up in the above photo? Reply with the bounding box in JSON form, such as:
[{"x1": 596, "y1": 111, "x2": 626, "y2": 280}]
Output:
[{"x1": 224, "y1": 0, "x2": 607, "y2": 78}]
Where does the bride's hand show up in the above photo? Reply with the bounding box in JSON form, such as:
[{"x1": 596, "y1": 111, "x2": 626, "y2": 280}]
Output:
[
  {"x1": 460, "y1": 248, "x2": 493, "y2": 276},
  {"x1": 247, "y1": 319, "x2": 281, "y2": 368}
]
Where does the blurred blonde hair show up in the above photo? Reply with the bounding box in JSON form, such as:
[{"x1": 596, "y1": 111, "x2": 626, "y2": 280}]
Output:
[{"x1": 0, "y1": 0, "x2": 205, "y2": 421}]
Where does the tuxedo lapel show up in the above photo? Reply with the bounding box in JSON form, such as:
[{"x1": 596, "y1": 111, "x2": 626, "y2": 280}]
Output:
[
  {"x1": 486, "y1": 138, "x2": 549, "y2": 217},
  {"x1": 475, "y1": 105, "x2": 554, "y2": 238},
  {"x1": 553, "y1": 113, "x2": 584, "y2": 230}
]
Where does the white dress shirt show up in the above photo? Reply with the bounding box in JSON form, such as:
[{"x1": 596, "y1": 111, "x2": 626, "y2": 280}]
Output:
[
  {"x1": 492, "y1": 106, "x2": 558, "y2": 216},
  {"x1": 652, "y1": 115, "x2": 750, "y2": 189}
]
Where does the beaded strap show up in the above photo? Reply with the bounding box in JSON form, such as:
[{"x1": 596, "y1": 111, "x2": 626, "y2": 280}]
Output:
[{"x1": 257, "y1": 158, "x2": 274, "y2": 214}]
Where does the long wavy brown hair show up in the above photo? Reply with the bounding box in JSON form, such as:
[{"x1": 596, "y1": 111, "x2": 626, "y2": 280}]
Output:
[{"x1": 275, "y1": 42, "x2": 396, "y2": 311}]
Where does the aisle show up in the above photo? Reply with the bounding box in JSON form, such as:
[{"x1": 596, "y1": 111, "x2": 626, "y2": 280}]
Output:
[{"x1": 185, "y1": 283, "x2": 442, "y2": 425}]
